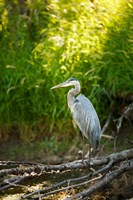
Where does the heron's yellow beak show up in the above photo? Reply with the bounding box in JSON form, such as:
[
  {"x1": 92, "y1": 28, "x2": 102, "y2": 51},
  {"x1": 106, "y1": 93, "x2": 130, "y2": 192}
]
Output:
[
  {"x1": 51, "y1": 83, "x2": 64, "y2": 89},
  {"x1": 51, "y1": 81, "x2": 72, "y2": 89}
]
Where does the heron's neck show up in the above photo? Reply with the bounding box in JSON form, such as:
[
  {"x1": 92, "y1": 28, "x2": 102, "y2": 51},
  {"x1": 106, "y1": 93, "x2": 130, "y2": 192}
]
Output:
[{"x1": 67, "y1": 81, "x2": 81, "y2": 109}]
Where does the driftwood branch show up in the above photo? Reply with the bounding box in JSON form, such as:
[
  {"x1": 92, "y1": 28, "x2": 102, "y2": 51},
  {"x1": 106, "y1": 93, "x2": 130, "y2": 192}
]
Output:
[
  {"x1": 114, "y1": 103, "x2": 133, "y2": 151},
  {"x1": 116, "y1": 102, "x2": 133, "y2": 134},
  {"x1": 21, "y1": 157, "x2": 115, "y2": 200},
  {"x1": 66, "y1": 160, "x2": 133, "y2": 200},
  {"x1": 0, "y1": 149, "x2": 133, "y2": 200},
  {"x1": 101, "y1": 111, "x2": 114, "y2": 139},
  {"x1": 0, "y1": 149, "x2": 133, "y2": 179},
  {"x1": 20, "y1": 150, "x2": 133, "y2": 200}
]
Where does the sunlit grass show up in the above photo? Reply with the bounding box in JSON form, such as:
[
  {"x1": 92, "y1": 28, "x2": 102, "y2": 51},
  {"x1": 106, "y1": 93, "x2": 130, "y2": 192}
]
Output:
[{"x1": 0, "y1": 0, "x2": 132, "y2": 142}]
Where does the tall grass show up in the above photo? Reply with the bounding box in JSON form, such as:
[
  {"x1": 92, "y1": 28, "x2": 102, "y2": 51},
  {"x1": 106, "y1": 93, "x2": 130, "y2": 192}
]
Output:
[{"x1": 0, "y1": 0, "x2": 132, "y2": 141}]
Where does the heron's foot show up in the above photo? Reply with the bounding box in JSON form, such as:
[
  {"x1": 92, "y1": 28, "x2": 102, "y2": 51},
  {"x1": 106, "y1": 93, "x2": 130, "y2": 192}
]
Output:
[
  {"x1": 82, "y1": 160, "x2": 90, "y2": 167},
  {"x1": 81, "y1": 157, "x2": 91, "y2": 167},
  {"x1": 79, "y1": 149, "x2": 91, "y2": 167}
]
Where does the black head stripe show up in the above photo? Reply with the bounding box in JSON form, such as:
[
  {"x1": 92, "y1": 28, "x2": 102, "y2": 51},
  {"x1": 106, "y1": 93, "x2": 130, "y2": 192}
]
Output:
[{"x1": 68, "y1": 78, "x2": 77, "y2": 82}]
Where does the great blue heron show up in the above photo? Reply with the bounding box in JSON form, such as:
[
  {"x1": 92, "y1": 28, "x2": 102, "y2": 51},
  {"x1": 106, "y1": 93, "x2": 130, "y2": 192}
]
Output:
[{"x1": 51, "y1": 78, "x2": 101, "y2": 158}]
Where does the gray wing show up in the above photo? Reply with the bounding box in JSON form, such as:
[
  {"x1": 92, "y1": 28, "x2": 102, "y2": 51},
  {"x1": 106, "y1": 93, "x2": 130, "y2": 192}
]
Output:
[{"x1": 71, "y1": 94, "x2": 101, "y2": 148}]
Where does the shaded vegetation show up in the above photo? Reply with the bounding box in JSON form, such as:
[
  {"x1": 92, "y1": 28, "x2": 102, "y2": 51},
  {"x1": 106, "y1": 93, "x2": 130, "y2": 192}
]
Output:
[{"x1": 0, "y1": 0, "x2": 133, "y2": 142}]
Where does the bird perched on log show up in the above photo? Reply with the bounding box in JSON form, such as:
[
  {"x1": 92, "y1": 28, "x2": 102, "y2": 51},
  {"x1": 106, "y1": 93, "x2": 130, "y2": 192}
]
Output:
[{"x1": 51, "y1": 78, "x2": 101, "y2": 159}]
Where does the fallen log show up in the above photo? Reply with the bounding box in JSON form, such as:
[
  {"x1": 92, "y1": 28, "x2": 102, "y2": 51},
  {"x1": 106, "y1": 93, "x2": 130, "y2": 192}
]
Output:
[
  {"x1": 0, "y1": 148, "x2": 133, "y2": 179},
  {"x1": 0, "y1": 148, "x2": 133, "y2": 200},
  {"x1": 66, "y1": 160, "x2": 133, "y2": 200}
]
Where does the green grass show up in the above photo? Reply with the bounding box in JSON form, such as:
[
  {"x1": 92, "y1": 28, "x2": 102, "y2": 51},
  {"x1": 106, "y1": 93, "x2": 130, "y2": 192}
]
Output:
[{"x1": 0, "y1": 0, "x2": 133, "y2": 142}]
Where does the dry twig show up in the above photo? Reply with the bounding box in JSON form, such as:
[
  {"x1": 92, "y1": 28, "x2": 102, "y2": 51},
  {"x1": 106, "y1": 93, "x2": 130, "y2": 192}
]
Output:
[
  {"x1": 17, "y1": 149, "x2": 133, "y2": 199},
  {"x1": 66, "y1": 160, "x2": 133, "y2": 200}
]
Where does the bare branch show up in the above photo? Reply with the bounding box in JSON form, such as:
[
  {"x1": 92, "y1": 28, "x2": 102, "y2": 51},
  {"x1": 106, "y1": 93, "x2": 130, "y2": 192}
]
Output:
[
  {"x1": 19, "y1": 150, "x2": 133, "y2": 200},
  {"x1": 0, "y1": 149, "x2": 133, "y2": 179},
  {"x1": 21, "y1": 157, "x2": 114, "y2": 199},
  {"x1": 115, "y1": 103, "x2": 133, "y2": 134},
  {"x1": 66, "y1": 160, "x2": 133, "y2": 200},
  {"x1": 101, "y1": 112, "x2": 112, "y2": 135},
  {"x1": 0, "y1": 176, "x2": 27, "y2": 191},
  {"x1": 31, "y1": 176, "x2": 102, "y2": 200},
  {"x1": 114, "y1": 103, "x2": 133, "y2": 151}
]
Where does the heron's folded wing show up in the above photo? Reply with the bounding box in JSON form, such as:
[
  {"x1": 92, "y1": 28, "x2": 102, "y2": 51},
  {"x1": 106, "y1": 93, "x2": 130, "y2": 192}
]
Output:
[{"x1": 71, "y1": 94, "x2": 100, "y2": 139}]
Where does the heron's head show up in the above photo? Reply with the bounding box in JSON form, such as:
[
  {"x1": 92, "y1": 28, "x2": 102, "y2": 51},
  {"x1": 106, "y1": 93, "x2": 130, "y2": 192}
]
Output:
[{"x1": 51, "y1": 78, "x2": 79, "y2": 89}]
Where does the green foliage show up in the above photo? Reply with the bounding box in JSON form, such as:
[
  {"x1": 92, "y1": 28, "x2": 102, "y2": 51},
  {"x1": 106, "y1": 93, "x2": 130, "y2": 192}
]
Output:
[{"x1": 0, "y1": 0, "x2": 133, "y2": 141}]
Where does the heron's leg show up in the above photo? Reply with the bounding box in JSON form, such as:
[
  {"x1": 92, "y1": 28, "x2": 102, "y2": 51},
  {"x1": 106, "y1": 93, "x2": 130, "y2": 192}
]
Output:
[
  {"x1": 84, "y1": 146, "x2": 93, "y2": 165},
  {"x1": 81, "y1": 132, "x2": 85, "y2": 162},
  {"x1": 89, "y1": 146, "x2": 91, "y2": 163},
  {"x1": 86, "y1": 146, "x2": 92, "y2": 163}
]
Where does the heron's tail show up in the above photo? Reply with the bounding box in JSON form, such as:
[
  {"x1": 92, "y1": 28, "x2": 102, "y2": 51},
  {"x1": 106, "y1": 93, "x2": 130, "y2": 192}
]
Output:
[{"x1": 92, "y1": 133, "x2": 100, "y2": 150}]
